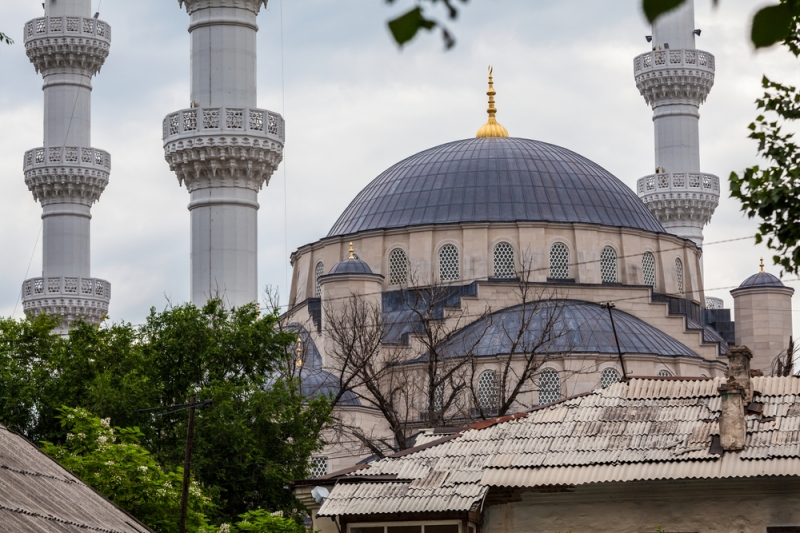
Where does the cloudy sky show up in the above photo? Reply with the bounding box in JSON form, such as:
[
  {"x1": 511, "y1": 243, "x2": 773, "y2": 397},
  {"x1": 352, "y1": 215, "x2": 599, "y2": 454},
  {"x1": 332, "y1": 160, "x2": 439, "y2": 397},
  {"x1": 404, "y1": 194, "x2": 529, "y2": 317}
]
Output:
[{"x1": 2, "y1": 0, "x2": 799, "y2": 333}]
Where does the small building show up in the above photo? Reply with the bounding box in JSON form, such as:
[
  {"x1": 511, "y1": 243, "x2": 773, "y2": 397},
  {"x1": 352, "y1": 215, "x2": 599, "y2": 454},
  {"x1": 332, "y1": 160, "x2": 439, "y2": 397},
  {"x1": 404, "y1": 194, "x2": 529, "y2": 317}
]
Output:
[
  {"x1": 0, "y1": 424, "x2": 154, "y2": 532},
  {"x1": 294, "y1": 347, "x2": 800, "y2": 533}
]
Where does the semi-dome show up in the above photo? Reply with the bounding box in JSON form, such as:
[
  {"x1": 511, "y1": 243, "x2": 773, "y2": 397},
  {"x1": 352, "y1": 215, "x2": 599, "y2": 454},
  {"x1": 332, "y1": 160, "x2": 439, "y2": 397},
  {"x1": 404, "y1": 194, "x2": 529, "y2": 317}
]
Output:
[
  {"x1": 328, "y1": 137, "x2": 666, "y2": 237},
  {"x1": 328, "y1": 258, "x2": 373, "y2": 276},
  {"x1": 440, "y1": 300, "x2": 699, "y2": 359}
]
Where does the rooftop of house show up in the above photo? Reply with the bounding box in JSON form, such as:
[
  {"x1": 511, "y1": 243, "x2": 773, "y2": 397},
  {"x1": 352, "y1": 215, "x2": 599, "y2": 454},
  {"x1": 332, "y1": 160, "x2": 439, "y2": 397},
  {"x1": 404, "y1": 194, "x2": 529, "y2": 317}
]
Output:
[
  {"x1": 0, "y1": 424, "x2": 153, "y2": 533},
  {"x1": 304, "y1": 374, "x2": 800, "y2": 517}
]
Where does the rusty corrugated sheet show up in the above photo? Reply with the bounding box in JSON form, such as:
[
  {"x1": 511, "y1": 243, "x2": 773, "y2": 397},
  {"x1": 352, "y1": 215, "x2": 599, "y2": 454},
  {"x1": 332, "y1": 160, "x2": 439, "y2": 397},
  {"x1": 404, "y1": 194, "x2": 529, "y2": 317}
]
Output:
[
  {"x1": 319, "y1": 378, "x2": 800, "y2": 517},
  {"x1": 0, "y1": 425, "x2": 153, "y2": 533}
]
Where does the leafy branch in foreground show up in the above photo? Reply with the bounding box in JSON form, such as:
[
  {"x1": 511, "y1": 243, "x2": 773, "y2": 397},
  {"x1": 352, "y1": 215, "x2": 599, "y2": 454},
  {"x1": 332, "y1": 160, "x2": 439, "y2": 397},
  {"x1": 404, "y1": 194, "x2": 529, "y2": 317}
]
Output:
[
  {"x1": 386, "y1": 0, "x2": 467, "y2": 49},
  {"x1": 0, "y1": 32, "x2": 12, "y2": 45},
  {"x1": 730, "y1": 7, "x2": 800, "y2": 274}
]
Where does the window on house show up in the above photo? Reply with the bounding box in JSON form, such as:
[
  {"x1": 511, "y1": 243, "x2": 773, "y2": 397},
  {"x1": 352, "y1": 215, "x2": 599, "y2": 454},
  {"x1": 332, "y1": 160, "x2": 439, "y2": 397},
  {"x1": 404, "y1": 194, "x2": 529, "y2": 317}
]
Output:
[
  {"x1": 389, "y1": 248, "x2": 408, "y2": 285},
  {"x1": 314, "y1": 261, "x2": 324, "y2": 298},
  {"x1": 477, "y1": 370, "x2": 498, "y2": 412},
  {"x1": 600, "y1": 246, "x2": 617, "y2": 283},
  {"x1": 352, "y1": 524, "x2": 460, "y2": 533},
  {"x1": 642, "y1": 252, "x2": 656, "y2": 287},
  {"x1": 493, "y1": 242, "x2": 515, "y2": 279},
  {"x1": 549, "y1": 243, "x2": 570, "y2": 279},
  {"x1": 439, "y1": 244, "x2": 459, "y2": 281},
  {"x1": 675, "y1": 257, "x2": 684, "y2": 293},
  {"x1": 538, "y1": 368, "x2": 561, "y2": 404},
  {"x1": 309, "y1": 456, "x2": 328, "y2": 478},
  {"x1": 600, "y1": 368, "x2": 621, "y2": 388}
]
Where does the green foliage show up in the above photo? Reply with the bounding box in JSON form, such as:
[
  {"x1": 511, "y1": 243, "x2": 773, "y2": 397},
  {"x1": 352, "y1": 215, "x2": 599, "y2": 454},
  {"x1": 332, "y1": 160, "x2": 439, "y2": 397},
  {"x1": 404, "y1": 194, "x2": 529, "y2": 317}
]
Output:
[
  {"x1": 730, "y1": 7, "x2": 800, "y2": 274},
  {"x1": 0, "y1": 299, "x2": 332, "y2": 525},
  {"x1": 641, "y1": 0, "x2": 687, "y2": 24},
  {"x1": 42, "y1": 407, "x2": 213, "y2": 533},
  {"x1": 0, "y1": 32, "x2": 12, "y2": 45},
  {"x1": 386, "y1": 0, "x2": 467, "y2": 49},
  {"x1": 228, "y1": 509, "x2": 308, "y2": 533}
]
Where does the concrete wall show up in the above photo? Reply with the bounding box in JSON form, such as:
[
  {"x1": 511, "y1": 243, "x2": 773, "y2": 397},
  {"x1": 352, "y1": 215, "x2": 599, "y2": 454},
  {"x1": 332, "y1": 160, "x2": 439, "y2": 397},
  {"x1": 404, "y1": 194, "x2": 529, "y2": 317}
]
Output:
[
  {"x1": 733, "y1": 286, "x2": 794, "y2": 373},
  {"x1": 484, "y1": 478, "x2": 800, "y2": 533}
]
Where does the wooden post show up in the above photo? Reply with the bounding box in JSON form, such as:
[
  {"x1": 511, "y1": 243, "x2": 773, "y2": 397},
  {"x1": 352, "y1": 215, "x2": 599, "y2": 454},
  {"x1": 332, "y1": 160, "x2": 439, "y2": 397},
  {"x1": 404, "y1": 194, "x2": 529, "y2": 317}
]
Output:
[{"x1": 178, "y1": 396, "x2": 196, "y2": 533}]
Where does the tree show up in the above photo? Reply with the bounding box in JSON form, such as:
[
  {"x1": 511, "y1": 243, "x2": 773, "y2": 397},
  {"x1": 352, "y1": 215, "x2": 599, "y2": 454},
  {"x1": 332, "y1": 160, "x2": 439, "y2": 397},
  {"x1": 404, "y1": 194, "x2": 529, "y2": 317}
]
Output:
[
  {"x1": 322, "y1": 256, "x2": 576, "y2": 457},
  {"x1": 42, "y1": 407, "x2": 214, "y2": 533},
  {"x1": 0, "y1": 299, "x2": 332, "y2": 525}
]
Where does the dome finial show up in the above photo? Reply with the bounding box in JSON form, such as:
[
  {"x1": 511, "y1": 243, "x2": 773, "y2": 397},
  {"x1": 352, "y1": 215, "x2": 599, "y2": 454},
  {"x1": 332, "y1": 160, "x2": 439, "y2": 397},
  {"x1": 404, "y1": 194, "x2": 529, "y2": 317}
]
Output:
[
  {"x1": 296, "y1": 340, "x2": 303, "y2": 367},
  {"x1": 476, "y1": 66, "x2": 509, "y2": 138},
  {"x1": 760, "y1": 257, "x2": 765, "y2": 273},
  {"x1": 348, "y1": 242, "x2": 355, "y2": 260}
]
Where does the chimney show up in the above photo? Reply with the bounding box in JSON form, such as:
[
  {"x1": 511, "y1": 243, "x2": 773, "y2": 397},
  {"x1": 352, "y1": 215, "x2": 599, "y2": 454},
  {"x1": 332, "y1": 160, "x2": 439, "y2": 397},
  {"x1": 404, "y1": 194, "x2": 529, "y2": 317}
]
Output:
[
  {"x1": 726, "y1": 345, "x2": 753, "y2": 403},
  {"x1": 717, "y1": 381, "x2": 747, "y2": 451}
]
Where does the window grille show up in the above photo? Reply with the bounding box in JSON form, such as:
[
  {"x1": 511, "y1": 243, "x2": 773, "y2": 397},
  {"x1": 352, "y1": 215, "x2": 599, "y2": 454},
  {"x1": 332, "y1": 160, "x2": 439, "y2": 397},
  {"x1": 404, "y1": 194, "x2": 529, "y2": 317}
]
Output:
[
  {"x1": 388, "y1": 248, "x2": 408, "y2": 285},
  {"x1": 600, "y1": 246, "x2": 617, "y2": 283},
  {"x1": 315, "y1": 262, "x2": 324, "y2": 298},
  {"x1": 642, "y1": 252, "x2": 656, "y2": 287},
  {"x1": 432, "y1": 383, "x2": 444, "y2": 411},
  {"x1": 538, "y1": 369, "x2": 561, "y2": 405},
  {"x1": 549, "y1": 243, "x2": 569, "y2": 279},
  {"x1": 493, "y1": 242, "x2": 515, "y2": 279},
  {"x1": 657, "y1": 369, "x2": 672, "y2": 377},
  {"x1": 477, "y1": 370, "x2": 498, "y2": 411},
  {"x1": 600, "y1": 368, "x2": 621, "y2": 388},
  {"x1": 439, "y1": 244, "x2": 459, "y2": 281},
  {"x1": 675, "y1": 258, "x2": 684, "y2": 293},
  {"x1": 309, "y1": 456, "x2": 328, "y2": 478}
]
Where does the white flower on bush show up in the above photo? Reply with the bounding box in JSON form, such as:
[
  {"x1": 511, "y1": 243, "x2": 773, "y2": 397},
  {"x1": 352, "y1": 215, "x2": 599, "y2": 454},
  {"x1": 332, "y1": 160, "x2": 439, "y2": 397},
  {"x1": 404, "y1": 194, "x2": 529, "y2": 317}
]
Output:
[
  {"x1": 66, "y1": 433, "x2": 74, "y2": 441},
  {"x1": 76, "y1": 432, "x2": 86, "y2": 440},
  {"x1": 97, "y1": 435, "x2": 108, "y2": 445},
  {"x1": 218, "y1": 524, "x2": 231, "y2": 533},
  {"x1": 100, "y1": 418, "x2": 111, "y2": 428},
  {"x1": 138, "y1": 466, "x2": 148, "y2": 473}
]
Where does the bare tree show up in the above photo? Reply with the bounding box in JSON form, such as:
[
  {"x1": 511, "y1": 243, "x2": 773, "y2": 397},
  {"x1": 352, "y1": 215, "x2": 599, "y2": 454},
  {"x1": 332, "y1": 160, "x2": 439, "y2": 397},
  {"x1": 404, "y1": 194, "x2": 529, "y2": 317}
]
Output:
[{"x1": 772, "y1": 336, "x2": 798, "y2": 377}]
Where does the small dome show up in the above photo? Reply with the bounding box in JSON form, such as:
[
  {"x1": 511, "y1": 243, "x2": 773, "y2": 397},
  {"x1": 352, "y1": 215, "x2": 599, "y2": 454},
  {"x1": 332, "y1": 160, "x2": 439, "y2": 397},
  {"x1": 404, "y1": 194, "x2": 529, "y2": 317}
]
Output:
[
  {"x1": 328, "y1": 257, "x2": 373, "y2": 276},
  {"x1": 738, "y1": 272, "x2": 785, "y2": 289}
]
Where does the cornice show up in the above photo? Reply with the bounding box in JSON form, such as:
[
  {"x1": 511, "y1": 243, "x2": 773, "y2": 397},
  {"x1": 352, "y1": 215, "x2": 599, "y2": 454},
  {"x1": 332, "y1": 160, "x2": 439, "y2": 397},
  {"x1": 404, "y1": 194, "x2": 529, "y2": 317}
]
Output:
[{"x1": 179, "y1": 0, "x2": 267, "y2": 15}]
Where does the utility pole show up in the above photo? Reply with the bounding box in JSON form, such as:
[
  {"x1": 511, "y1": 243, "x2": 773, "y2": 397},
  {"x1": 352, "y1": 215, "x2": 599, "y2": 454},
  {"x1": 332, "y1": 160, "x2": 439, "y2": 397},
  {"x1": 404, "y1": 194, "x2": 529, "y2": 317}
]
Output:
[
  {"x1": 601, "y1": 302, "x2": 628, "y2": 382},
  {"x1": 137, "y1": 397, "x2": 212, "y2": 533}
]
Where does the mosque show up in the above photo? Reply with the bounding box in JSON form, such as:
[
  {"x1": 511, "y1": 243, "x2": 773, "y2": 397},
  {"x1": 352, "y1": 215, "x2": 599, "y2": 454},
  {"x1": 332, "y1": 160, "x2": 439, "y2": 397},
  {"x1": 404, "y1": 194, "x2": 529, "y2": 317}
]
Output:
[{"x1": 17, "y1": 0, "x2": 795, "y2": 474}]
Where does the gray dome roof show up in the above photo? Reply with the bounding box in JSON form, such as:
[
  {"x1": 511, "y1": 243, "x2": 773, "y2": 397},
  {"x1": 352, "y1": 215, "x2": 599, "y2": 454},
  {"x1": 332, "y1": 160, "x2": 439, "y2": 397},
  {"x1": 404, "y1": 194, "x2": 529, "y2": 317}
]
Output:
[
  {"x1": 328, "y1": 257, "x2": 374, "y2": 276},
  {"x1": 328, "y1": 138, "x2": 665, "y2": 237},
  {"x1": 440, "y1": 300, "x2": 699, "y2": 359},
  {"x1": 738, "y1": 272, "x2": 785, "y2": 289},
  {"x1": 290, "y1": 324, "x2": 361, "y2": 406}
]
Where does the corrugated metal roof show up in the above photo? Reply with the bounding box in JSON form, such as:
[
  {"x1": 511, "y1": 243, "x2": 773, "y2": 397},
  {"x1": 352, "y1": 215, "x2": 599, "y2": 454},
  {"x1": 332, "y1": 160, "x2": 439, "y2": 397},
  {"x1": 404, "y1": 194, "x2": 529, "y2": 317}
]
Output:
[
  {"x1": 0, "y1": 425, "x2": 153, "y2": 533},
  {"x1": 316, "y1": 377, "x2": 800, "y2": 517}
]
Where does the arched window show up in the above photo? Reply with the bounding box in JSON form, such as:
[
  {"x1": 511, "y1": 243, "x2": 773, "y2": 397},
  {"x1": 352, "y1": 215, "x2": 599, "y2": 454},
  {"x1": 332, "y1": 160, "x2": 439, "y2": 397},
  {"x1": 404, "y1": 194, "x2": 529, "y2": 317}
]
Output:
[
  {"x1": 477, "y1": 370, "x2": 498, "y2": 411},
  {"x1": 493, "y1": 242, "x2": 516, "y2": 279},
  {"x1": 314, "y1": 262, "x2": 324, "y2": 298},
  {"x1": 309, "y1": 456, "x2": 329, "y2": 478},
  {"x1": 549, "y1": 243, "x2": 569, "y2": 279},
  {"x1": 600, "y1": 246, "x2": 617, "y2": 283},
  {"x1": 388, "y1": 248, "x2": 408, "y2": 285},
  {"x1": 642, "y1": 252, "x2": 656, "y2": 287},
  {"x1": 657, "y1": 369, "x2": 672, "y2": 377},
  {"x1": 432, "y1": 383, "x2": 444, "y2": 411},
  {"x1": 675, "y1": 258, "x2": 684, "y2": 293},
  {"x1": 439, "y1": 244, "x2": 460, "y2": 281},
  {"x1": 600, "y1": 368, "x2": 621, "y2": 388},
  {"x1": 538, "y1": 368, "x2": 561, "y2": 405}
]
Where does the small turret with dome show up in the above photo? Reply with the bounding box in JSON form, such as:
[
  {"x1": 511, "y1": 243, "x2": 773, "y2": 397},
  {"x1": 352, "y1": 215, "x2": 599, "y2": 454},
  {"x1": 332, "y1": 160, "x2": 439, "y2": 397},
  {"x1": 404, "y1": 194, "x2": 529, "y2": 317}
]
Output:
[{"x1": 731, "y1": 258, "x2": 795, "y2": 372}]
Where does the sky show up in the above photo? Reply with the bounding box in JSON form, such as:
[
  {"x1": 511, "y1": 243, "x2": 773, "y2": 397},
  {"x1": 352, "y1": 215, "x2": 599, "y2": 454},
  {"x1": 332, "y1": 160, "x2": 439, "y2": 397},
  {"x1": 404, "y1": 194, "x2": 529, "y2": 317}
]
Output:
[{"x1": 1, "y1": 0, "x2": 800, "y2": 334}]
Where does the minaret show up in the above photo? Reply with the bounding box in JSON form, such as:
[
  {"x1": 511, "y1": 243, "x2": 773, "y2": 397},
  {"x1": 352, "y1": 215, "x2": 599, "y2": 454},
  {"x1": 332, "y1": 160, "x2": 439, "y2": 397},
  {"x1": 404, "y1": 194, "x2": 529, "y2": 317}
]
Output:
[
  {"x1": 634, "y1": 0, "x2": 719, "y2": 249},
  {"x1": 21, "y1": 0, "x2": 112, "y2": 332},
  {"x1": 163, "y1": 0, "x2": 284, "y2": 307}
]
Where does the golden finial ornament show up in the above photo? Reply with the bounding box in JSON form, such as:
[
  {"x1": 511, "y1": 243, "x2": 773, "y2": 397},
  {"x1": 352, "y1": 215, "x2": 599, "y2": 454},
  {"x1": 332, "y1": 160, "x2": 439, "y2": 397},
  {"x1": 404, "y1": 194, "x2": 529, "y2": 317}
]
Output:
[
  {"x1": 348, "y1": 242, "x2": 355, "y2": 260},
  {"x1": 476, "y1": 66, "x2": 509, "y2": 138},
  {"x1": 760, "y1": 257, "x2": 765, "y2": 273},
  {"x1": 295, "y1": 341, "x2": 303, "y2": 367}
]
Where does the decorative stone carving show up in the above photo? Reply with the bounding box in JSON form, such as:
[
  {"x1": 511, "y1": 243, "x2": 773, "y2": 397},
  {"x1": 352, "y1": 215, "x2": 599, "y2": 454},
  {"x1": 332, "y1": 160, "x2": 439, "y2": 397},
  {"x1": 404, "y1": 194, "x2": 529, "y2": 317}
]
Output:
[
  {"x1": 162, "y1": 106, "x2": 284, "y2": 193},
  {"x1": 634, "y1": 49, "x2": 714, "y2": 107},
  {"x1": 637, "y1": 172, "x2": 720, "y2": 226},
  {"x1": 21, "y1": 276, "x2": 111, "y2": 327},
  {"x1": 23, "y1": 147, "x2": 110, "y2": 205},
  {"x1": 178, "y1": 0, "x2": 267, "y2": 15},
  {"x1": 24, "y1": 16, "x2": 111, "y2": 75}
]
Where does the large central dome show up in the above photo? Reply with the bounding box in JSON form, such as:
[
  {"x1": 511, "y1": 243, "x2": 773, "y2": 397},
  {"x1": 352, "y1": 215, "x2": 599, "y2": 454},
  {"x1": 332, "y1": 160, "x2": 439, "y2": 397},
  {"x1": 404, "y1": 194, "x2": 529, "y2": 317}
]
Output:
[{"x1": 328, "y1": 137, "x2": 665, "y2": 237}]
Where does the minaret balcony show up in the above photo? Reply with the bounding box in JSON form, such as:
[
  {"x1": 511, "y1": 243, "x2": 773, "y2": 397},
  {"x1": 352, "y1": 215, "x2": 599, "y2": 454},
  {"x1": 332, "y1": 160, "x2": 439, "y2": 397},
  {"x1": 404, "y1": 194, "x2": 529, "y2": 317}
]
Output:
[
  {"x1": 21, "y1": 276, "x2": 111, "y2": 326},
  {"x1": 24, "y1": 16, "x2": 111, "y2": 75},
  {"x1": 23, "y1": 146, "x2": 110, "y2": 206},
  {"x1": 637, "y1": 172, "x2": 720, "y2": 226},
  {"x1": 163, "y1": 106, "x2": 285, "y2": 193},
  {"x1": 634, "y1": 49, "x2": 715, "y2": 107}
]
